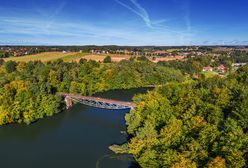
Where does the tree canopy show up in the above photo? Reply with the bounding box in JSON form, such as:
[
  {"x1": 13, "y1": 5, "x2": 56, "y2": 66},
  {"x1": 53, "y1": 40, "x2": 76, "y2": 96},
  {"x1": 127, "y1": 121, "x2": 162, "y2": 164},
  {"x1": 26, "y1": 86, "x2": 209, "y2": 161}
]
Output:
[
  {"x1": 103, "y1": 56, "x2": 112, "y2": 63},
  {"x1": 0, "y1": 58, "x2": 183, "y2": 125},
  {"x1": 123, "y1": 66, "x2": 248, "y2": 168}
]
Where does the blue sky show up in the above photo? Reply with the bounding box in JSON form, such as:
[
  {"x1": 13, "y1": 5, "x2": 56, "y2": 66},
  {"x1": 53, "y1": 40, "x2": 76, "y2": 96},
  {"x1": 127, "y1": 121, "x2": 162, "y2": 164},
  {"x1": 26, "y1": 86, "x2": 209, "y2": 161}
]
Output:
[{"x1": 0, "y1": 0, "x2": 248, "y2": 45}]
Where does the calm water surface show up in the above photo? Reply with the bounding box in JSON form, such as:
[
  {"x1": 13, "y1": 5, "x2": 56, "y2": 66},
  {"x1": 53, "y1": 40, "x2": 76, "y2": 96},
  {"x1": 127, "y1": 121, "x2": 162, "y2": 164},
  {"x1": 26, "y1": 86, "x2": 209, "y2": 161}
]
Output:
[{"x1": 0, "y1": 88, "x2": 150, "y2": 168}]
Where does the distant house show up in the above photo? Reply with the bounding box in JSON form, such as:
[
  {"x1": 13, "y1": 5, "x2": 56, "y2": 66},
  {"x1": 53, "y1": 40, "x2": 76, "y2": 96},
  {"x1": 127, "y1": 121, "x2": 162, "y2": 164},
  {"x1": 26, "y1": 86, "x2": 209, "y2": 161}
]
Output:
[
  {"x1": 13, "y1": 52, "x2": 23, "y2": 57},
  {"x1": 218, "y1": 64, "x2": 225, "y2": 70},
  {"x1": 217, "y1": 64, "x2": 226, "y2": 73},
  {"x1": 100, "y1": 50, "x2": 109, "y2": 54},
  {"x1": 203, "y1": 66, "x2": 213, "y2": 72}
]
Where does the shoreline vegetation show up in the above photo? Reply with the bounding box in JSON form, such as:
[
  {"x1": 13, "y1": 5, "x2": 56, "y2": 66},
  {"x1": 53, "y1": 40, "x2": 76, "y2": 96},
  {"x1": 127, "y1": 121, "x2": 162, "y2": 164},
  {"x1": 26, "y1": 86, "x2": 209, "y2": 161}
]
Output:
[{"x1": 0, "y1": 56, "x2": 183, "y2": 125}]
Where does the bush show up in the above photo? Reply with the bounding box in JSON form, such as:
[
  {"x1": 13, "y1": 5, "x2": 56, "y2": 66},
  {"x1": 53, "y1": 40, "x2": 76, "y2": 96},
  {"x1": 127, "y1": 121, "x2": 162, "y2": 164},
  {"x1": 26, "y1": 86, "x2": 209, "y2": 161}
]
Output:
[
  {"x1": 5, "y1": 61, "x2": 17, "y2": 73},
  {"x1": 103, "y1": 56, "x2": 112, "y2": 63}
]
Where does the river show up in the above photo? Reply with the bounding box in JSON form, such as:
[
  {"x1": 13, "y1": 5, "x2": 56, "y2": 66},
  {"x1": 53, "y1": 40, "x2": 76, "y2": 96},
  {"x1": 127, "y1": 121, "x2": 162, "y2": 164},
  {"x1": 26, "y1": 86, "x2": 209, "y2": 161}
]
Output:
[{"x1": 0, "y1": 88, "x2": 150, "y2": 168}]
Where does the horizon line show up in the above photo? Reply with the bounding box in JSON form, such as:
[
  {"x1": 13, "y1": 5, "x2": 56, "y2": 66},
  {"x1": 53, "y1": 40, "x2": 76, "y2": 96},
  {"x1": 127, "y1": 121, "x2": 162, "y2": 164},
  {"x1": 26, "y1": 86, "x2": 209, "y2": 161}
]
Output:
[{"x1": 1, "y1": 44, "x2": 248, "y2": 47}]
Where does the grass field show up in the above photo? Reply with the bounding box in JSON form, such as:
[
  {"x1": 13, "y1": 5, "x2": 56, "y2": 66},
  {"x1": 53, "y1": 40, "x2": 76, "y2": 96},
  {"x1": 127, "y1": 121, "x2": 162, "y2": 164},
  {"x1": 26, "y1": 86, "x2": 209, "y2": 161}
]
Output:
[
  {"x1": 3, "y1": 52, "x2": 131, "y2": 63},
  {"x1": 3, "y1": 52, "x2": 184, "y2": 63},
  {"x1": 62, "y1": 53, "x2": 89, "y2": 62},
  {"x1": 76, "y1": 54, "x2": 131, "y2": 62},
  {"x1": 3, "y1": 52, "x2": 87, "y2": 62}
]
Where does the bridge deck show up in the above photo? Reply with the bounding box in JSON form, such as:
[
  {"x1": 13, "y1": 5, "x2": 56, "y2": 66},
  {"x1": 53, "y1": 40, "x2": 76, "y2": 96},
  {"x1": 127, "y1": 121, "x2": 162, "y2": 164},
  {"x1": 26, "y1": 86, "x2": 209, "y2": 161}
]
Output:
[{"x1": 58, "y1": 93, "x2": 136, "y2": 109}]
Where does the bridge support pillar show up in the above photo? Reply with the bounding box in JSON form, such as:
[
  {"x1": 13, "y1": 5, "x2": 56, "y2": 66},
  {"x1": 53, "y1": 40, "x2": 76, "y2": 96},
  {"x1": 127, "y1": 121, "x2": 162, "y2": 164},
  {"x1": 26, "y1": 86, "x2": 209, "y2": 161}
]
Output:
[{"x1": 65, "y1": 96, "x2": 73, "y2": 109}]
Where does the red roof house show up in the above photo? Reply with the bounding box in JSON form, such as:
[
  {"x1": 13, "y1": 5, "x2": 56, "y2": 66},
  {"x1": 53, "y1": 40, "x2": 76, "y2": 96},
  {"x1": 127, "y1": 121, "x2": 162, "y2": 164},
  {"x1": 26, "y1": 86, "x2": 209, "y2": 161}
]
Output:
[
  {"x1": 203, "y1": 66, "x2": 213, "y2": 72},
  {"x1": 218, "y1": 64, "x2": 226, "y2": 70}
]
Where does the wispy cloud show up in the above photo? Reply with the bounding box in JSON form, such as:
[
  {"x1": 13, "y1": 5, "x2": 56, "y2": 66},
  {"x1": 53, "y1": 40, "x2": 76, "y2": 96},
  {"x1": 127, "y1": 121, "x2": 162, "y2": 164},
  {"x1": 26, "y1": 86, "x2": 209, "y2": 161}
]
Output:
[
  {"x1": 115, "y1": 0, "x2": 167, "y2": 29},
  {"x1": 36, "y1": 1, "x2": 66, "y2": 20},
  {"x1": 172, "y1": 0, "x2": 192, "y2": 32},
  {"x1": 114, "y1": 0, "x2": 195, "y2": 44},
  {"x1": 115, "y1": 0, "x2": 151, "y2": 27},
  {"x1": 0, "y1": 16, "x2": 189, "y2": 45},
  {"x1": 0, "y1": 0, "x2": 196, "y2": 45},
  {"x1": 181, "y1": 0, "x2": 192, "y2": 33},
  {"x1": 171, "y1": 0, "x2": 193, "y2": 45},
  {"x1": 35, "y1": 1, "x2": 66, "y2": 34}
]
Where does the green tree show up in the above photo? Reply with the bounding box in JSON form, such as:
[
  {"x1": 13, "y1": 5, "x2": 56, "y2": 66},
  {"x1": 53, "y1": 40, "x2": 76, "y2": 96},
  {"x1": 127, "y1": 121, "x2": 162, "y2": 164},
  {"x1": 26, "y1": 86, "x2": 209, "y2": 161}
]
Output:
[
  {"x1": 103, "y1": 56, "x2": 112, "y2": 63},
  {"x1": 5, "y1": 61, "x2": 17, "y2": 73}
]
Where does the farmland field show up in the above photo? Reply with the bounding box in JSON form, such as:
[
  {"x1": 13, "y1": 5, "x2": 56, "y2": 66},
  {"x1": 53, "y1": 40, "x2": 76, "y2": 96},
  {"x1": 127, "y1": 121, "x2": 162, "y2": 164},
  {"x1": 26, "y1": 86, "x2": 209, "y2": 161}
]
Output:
[
  {"x1": 3, "y1": 52, "x2": 86, "y2": 62},
  {"x1": 77, "y1": 54, "x2": 131, "y2": 62},
  {"x1": 3, "y1": 52, "x2": 185, "y2": 63},
  {"x1": 3, "y1": 52, "x2": 131, "y2": 62}
]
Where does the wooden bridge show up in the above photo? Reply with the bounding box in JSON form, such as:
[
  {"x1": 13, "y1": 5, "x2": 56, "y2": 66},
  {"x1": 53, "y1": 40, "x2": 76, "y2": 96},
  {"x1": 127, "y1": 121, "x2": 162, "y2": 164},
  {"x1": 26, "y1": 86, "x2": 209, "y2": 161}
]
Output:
[{"x1": 58, "y1": 93, "x2": 136, "y2": 110}]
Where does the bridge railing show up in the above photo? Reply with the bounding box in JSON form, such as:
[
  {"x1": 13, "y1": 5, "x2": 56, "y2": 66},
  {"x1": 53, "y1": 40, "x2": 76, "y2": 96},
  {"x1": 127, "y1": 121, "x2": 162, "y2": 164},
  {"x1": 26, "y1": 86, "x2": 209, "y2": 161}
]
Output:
[{"x1": 58, "y1": 92, "x2": 136, "y2": 110}]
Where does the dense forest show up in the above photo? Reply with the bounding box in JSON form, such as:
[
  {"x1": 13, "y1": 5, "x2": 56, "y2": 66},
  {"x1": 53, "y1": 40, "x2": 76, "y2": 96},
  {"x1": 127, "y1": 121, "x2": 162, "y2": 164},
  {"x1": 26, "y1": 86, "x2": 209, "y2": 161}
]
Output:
[
  {"x1": 122, "y1": 66, "x2": 248, "y2": 167},
  {"x1": 0, "y1": 58, "x2": 183, "y2": 125}
]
